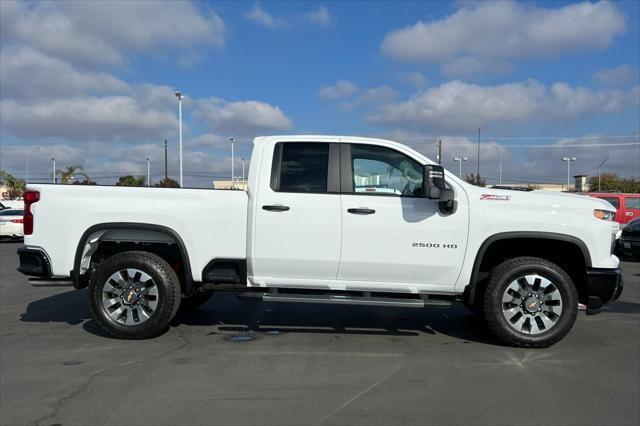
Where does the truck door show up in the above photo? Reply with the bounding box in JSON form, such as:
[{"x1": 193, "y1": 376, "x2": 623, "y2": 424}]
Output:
[
  {"x1": 338, "y1": 143, "x2": 468, "y2": 288},
  {"x1": 250, "y1": 140, "x2": 342, "y2": 284}
]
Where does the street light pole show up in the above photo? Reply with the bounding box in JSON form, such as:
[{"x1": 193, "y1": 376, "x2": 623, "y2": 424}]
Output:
[
  {"x1": 597, "y1": 156, "x2": 612, "y2": 192},
  {"x1": 51, "y1": 157, "x2": 55, "y2": 184},
  {"x1": 241, "y1": 157, "x2": 245, "y2": 184},
  {"x1": 230, "y1": 137, "x2": 235, "y2": 189},
  {"x1": 561, "y1": 157, "x2": 576, "y2": 191},
  {"x1": 494, "y1": 147, "x2": 502, "y2": 185},
  {"x1": 453, "y1": 157, "x2": 468, "y2": 178},
  {"x1": 174, "y1": 92, "x2": 184, "y2": 187},
  {"x1": 146, "y1": 158, "x2": 150, "y2": 187}
]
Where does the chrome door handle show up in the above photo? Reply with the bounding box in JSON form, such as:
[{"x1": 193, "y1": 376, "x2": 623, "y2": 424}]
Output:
[{"x1": 347, "y1": 208, "x2": 375, "y2": 215}]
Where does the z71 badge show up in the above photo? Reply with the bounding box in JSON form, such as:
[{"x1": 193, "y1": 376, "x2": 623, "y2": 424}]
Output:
[{"x1": 480, "y1": 194, "x2": 511, "y2": 201}]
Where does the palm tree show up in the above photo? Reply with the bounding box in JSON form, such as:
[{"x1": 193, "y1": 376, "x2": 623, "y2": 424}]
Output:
[
  {"x1": 57, "y1": 164, "x2": 90, "y2": 184},
  {"x1": 0, "y1": 170, "x2": 26, "y2": 199}
]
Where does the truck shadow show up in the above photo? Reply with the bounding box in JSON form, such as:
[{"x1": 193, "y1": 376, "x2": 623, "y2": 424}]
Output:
[
  {"x1": 20, "y1": 291, "x2": 639, "y2": 343},
  {"x1": 20, "y1": 290, "x2": 499, "y2": 344}
]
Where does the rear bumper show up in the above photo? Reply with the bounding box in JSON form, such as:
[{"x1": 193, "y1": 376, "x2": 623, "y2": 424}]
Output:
[
  {"x1": 17, "y1": 247, "x2": 51, "y2": 278},
  {"x1": 585, "y1": 267, "x2": 623, "y2": 311}
]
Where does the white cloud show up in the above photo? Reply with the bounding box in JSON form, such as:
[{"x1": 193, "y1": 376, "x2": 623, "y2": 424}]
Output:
[
  {"x1": 0, "y1": 0, "x2": 225, "y2": 67},
  {"x1": 380, "y1": 1, "x2": 626, "y2": 76},
  {"x1": 0, "y1": 94, "x2": 178, "y2": 142},
  {"x1": 318, "y1": 79, "x2": 358, "y2": 100},
  {"x1": 368, "y1": 80, "x2": 639, "y2": 133},
  {"x1": 340, "y1": 86, "x2": 397, "y2": 111},
  {"x1": 245, "y1": 3, "x2": 287, "y2": 30},
  {"x1": 593, "y1": 65, "x2": 639, "y2": 87},
  {"x1": 193, "y1": 98, "x2": 293, "y2": 135},
  {"x1": 305, "y1": 6, "x2": 332, "y2": 27},
  {"x1": 0, "y1": 48, "x2": 129, "y2": 100},
  {"x1": 400, "y1": 71, "x2": 429, "y2": 89}
]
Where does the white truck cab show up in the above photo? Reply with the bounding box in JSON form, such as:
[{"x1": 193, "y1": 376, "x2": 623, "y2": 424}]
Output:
[{"x1": 18, "y1": 135, "x2": 623, "y2": 347}]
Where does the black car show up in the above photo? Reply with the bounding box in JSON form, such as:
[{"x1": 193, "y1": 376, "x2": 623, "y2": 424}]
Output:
[{"x1": 618, "y1": 217, "x2": 640, "y2": 260}]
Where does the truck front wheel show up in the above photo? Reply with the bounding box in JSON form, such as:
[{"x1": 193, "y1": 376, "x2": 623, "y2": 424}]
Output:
[
  {"x1": 89, "y1": 251, "x2": 181, "y2": 339},
  {"x1": 483, "y1": 257, "x2": 578, "y2": 348}
]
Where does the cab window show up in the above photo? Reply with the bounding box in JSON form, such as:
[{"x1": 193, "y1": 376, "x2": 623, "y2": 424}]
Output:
[
  {"x1": 350, "y1": 144, "x2": 423, "y2": 197},
  {"x1": 601, "y1": 197, "x2": 620, "y2": 208},
  {"x1": 625, "y1": 197, "x2": 640, "y2": 209}
]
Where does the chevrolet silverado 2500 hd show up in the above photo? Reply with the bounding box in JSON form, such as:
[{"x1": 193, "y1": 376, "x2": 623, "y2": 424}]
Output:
[{"x1": 17, "y1": 135, "x2": 623, "y2": 347}]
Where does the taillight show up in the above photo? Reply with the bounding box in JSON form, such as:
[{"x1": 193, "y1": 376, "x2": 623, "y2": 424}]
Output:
[
  {"x1": 23, "y1": 191, "x2": 40, "y2": 235},
  {"x1": 10, "y1": 219, "x2": 24, "y2": 224}
]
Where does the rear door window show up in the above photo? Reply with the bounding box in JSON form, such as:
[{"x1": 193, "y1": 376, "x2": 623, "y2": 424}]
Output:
[
  {"x1": 625, "y1": 197, "x2": 640, "y2": 210},
  {"x1": 272, "y1": 143, "x2": 330, "y2": 193}
]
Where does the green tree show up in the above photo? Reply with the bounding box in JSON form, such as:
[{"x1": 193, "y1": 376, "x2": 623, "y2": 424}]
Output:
[
  {"x1": 57, "y1": 164, "x2": 90, "y2": 184},
  {"x1": 0, "y1": 170, "x2": 26, "y2": 198},
  {"x1": 153, "y1": 177, "x2": 180, "y2": 188},
  {"x1": 588, "y1": 173, "x2": 640, "y2": 193},
  {"x1": 464, "y1": 173, "x2": 487, "y2": 187},
  {"x1": 116, "y1": 175, "x2": 146, "y2": 186}
]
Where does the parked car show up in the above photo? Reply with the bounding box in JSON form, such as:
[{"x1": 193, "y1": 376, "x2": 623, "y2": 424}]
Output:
[
  {"x1": 586, "y1": 193, "x2": 640, "y2": 225},
  {"x1": 0, "y1": 209, "x2": 24, "y2": 240},
  {"x1": 617, "y1": 217, "x2": 640, "y2": 260},
  {"x1": 17, "y1": 135, "x2": 623, "y2": 347}
]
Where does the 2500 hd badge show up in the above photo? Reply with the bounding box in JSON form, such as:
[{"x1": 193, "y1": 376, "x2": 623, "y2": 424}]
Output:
[{"x1": 411, "y1": 242, "x2": 458, "y2": 249}]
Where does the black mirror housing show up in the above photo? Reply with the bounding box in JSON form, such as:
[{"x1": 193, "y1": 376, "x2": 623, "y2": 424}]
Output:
[{"x1": 423, "y1": 165, "x2": 446, "y2": 199}]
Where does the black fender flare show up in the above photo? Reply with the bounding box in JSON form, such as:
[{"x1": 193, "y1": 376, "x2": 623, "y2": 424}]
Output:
[
  {"x1": 465, "y1": 231, "x2": 592, "y2": 305},
  {"x1": 71, "y1": 222, "x2": 193, "y2": 295}
]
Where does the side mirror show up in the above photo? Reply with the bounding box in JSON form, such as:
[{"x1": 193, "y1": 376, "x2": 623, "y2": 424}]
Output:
[
  {"x1": 423, "y1": 165, "x2": 446, "y2": 199},
  {"x1": 423, "y1": 165, "x2": 457, "y2": 214}
]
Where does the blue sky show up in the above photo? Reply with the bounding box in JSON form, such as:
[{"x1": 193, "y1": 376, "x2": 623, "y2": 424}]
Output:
[{"x1": 1, "y1": 0, "x2": 638, "y2": 186}]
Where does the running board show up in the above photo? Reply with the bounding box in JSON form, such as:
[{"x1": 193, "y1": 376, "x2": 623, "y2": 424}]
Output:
[
  {"x1": 29, "y1": 278, "x2": 74, "y2": 287},
  {"x1": 237, "y1": 292, "x2": 451, "y2": 308}
]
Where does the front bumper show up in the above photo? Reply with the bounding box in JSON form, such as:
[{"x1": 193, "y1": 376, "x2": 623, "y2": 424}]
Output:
[
  {"x1": 585, "y1": 267, "x2": 623, "y2": 311},
  {"x1": 17, "y1": 247, "x2": 51, "y2": 278}
]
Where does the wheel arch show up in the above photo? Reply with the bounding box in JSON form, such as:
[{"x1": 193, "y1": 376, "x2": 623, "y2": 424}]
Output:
[
  {"x1": 465, "y1": 232, "x2": 592, "y2": 307},
  {"x1": 72, "y1": 222, "x2": 193, "y2": 295}
]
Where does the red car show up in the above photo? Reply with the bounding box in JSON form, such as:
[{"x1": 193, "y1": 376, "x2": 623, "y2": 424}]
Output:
[{"x1": 587, "y1": 193, "x2": 640, "y2": 225}]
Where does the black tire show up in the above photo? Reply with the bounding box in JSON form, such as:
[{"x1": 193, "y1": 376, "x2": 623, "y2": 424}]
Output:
[
  {"x1": 483, "y1": 257, "x2": 578, "y2": 348},
  {"x1": 89, "y1": 251, "x2": 181, "y2": 339},
  {"x1": 179, "y1": 292, "x2": 214, "y2": 312}
]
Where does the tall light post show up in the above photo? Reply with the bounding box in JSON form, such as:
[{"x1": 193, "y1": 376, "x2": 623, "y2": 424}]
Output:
[
  {"x1": 146, "y1": 158, "x2": 150, "y2": 187},
  {"x1": 494, "y1": 146, "x2": 502, "y2": 185},
  {"x1": 561, "y1": 157, "x2": 576, "y2": 191},
  {"x1": 453, "y1": 157, "x2": 468, "y2": 178},
  {"x1": 230, "y1": 137, "x2": 235, "y2": 189},
  {"x1": 50, "y1": 157, "x2": 56, "y2": 184},
  {"x1": 26, "y1": 146, "x2": 43, "y2": 184},
  {"x1": 174, "y1": 91, "x2": 184, "y2": 187},
  {"x1": 597, "y1": 156, "x2": 612, "y2": 192},
  {"x1": 241, "y1": 157, "x2": 245, "y2": 184}
]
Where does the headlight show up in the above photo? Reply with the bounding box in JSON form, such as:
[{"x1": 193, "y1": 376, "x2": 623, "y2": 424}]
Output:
[{"x1": 594, "y1": 209, "x2": 615, "y2": 221}]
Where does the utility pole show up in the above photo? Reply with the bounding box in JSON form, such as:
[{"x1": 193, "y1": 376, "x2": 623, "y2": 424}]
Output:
[
  {"x1": 51, "y1": 157, "x2": 56, "y2": 184},
  {"x1": 561, "y1": 157, "x2": 576, "y2": 191},
  {"x1": 241, "y1": 158, "x2": 245, "y2": 183},
  {"x1": 230, "y1": 137, "x2": 235, "y2": 189},
  {"x1": 164, "y1": 139, "x2": 168, "y2": 180},
  {"x1": 494, "y1": 147, "x2": 502, "y2": 185},
  {"x1": 476, "y1": 128, "x2": 481, "y2": 185},
  {"x1": 437, "y1": 139, "x2": 442, "y2": 164},
  {"x1": 597, "y1": 156, "x2": 612, "y2": 192},
  {"x1": 174, "y1": 92, "x2": 184, "y2": 187},
  {"x1": 146, "y1": 158, "x2": 150, "y2": 187}
]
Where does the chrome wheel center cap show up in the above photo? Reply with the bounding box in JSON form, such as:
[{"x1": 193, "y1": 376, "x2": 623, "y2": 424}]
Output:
[
  {"x1": 524, "y1": 297, "x2": 540, "y2": 313},
  {"x1": 121, "y1": 290, "x2": 138, "y2": 306}
]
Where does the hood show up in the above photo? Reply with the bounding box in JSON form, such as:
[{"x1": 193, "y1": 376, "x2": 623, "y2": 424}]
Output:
[{"x1": 468, "y1": 187, "x2": 616, "y2": 212}]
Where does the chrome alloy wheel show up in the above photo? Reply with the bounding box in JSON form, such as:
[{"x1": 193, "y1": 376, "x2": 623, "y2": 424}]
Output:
[
  {"x1": 101, "y1": 268, "x2": 159, "y2": 326},
  {"x1": 501, "y1": 274, "x2": 563, "y2": 335}
]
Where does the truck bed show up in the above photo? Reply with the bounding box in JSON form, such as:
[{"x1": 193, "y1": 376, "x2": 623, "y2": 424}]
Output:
[{"x1": 24, "y1": 184, "x2": 248, "y2": 281}]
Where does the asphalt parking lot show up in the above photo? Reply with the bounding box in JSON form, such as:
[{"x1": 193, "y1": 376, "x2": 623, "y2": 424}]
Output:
[{"x1": 1, "y1": 241, "x2": 638, "y2": 426}]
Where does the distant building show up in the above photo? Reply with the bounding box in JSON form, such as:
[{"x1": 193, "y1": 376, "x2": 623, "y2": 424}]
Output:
[{"x1": 574, "y1": 175, "x2": 590, "y2": 192}]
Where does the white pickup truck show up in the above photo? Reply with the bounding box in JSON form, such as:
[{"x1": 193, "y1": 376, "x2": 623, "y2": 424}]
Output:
[{"x1": 18, "y1": 135, "x2": 623, "y2": 347}]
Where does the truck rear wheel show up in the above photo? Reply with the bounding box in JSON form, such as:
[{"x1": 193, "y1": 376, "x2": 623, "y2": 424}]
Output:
[
  {"x1": 483, "y1": 257, "x2": 578, "y2": 348},
  {"x1": 89, "y1": 251, "x2": 181, "y2": 339}
]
